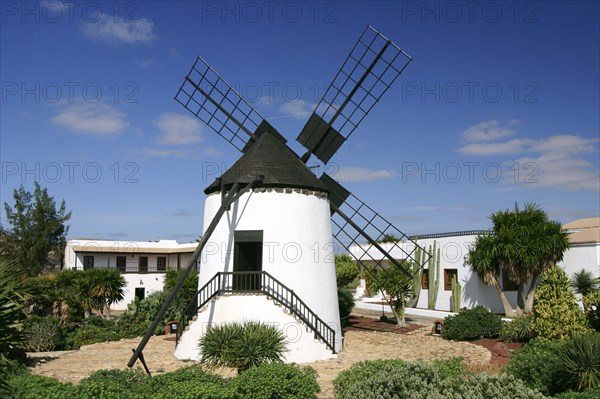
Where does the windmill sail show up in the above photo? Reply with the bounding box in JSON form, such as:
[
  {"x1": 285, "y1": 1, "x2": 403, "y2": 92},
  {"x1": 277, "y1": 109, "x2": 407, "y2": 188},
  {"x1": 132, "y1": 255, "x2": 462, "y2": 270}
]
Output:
[
  {"x1": 175, "y1": 56, "x2": 284, "y2": 152},
  {"x1": 320, "y1": 173, "x2": 429, "y2": 275},
  {"x1": 297, "y1": 25, "x2": 412, "y2": 164}
]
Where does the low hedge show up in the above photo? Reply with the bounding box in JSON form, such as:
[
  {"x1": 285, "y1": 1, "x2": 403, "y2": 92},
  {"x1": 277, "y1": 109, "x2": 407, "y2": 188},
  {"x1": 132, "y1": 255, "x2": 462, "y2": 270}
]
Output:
[{"x1": 442, "y1": 305, "x2": 502, "y2": 341}]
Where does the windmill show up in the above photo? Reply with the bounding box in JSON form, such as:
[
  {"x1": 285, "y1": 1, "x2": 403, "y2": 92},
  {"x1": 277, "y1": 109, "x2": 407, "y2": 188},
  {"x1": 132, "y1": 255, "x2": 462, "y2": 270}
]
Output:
[{"x1": 129, "y1": 25, "x2": 429, "y2": 368}]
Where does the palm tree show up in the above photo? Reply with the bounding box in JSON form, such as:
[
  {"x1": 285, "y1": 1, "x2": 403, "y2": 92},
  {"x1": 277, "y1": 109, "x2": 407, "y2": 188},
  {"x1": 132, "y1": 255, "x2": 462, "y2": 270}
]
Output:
[
  {"x1": 571, "y1": 269, "x2": 599, "y2": 297},
  {"x1": 86, "y1": 269, "x2": 125, "y2": 319},
  {"x1": 467, "y1": 203, "x2": 570, "y2": 317}
]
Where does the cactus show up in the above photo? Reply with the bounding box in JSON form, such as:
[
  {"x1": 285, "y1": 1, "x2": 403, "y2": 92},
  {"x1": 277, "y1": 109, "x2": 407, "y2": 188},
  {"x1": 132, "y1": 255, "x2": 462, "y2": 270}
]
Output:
[
  {"x1": 427, "y1": 241, "x2": 440, "y2": 310},
  {"x1": 409, "y1": 244, "x2": 423, "y2": 307},
  {"x1": 451, "y1": 273, "x2": 461, "y2": 312}
]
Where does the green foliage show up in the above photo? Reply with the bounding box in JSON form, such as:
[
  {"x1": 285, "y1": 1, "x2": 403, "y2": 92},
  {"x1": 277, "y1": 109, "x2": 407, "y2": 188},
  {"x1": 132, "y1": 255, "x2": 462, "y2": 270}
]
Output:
[
  {"x1": 554, "y1": 388, "x2": 600, "y2": 398},
  {"x1": 583, "y1": 291, "x2": 600, "y2": 332},
  {"x1": 556, "y1": 332, "x2": 600, "y2": 392},
  {"x1": 571, "y1": 269, "x2": 599, "y2": 297},
  {"x1": 72, "y1": 322, "x2": 120, "y2": 348},
  {"x1": 23, "y1": 317, "x2": 62, "y2": 352},
  {"x1": 120, "y1": 290, "x2": 170, "y2": 336},
  {"x1": 381, "y1": 233, "x2": 399, "y2": 243},
  {"x1": 335, "y1": 254, "x2": 359, "y2": 288},
  {"x1": 146, "y1": 366, "x2": 231, "y2": 399},
  {"x1": 431, "y1": 356, "x2": 469, "y2": 379},
  {"x1": 409, "y1": 244, "x2": 423, "y2": 307},
  {"x1": 81, "y1": 268, "x2": 126, "y2": 318},
  {"x1": 163, "y1": 268, "x2": 199, "y2": 317},
  {"x1": 0, "y1": 257, "x2": 27, "y2": 396},
  {"x1": 366, "y1": 262, "x2": 413, "y2": 324},
  {"x1": 233, "y1": 363, "x2": 319, "y2": 399},
  {"x1": 427, "y1": 240, "x2": 440, "y2": 310},
  {"x1": 531, "y1": 266, "x2": 590, "y2": 340},
  {"x1": 467, "y1": 203, "x2": 570, "y2": 316},
  {"x1": 442, "y1": 305, "x2": 502, "y2": 341},
  {"x1": 508, "y1": 338, "x2": 563, "y2": 395},
  {"x1": 337, "y1": 288, "x2": 355, "y2": 327},
  {"x1": 500, "y1": 315, "x2": 536, "y2": 342},
  {"x1": 199, "y1": 321, "x2": 287, "y2": 372},
  {"x1": 334, "y1": 358, "x2": 547, "y2": 399},
  {"x1": 3, "y1": 182, "x2": 71, "y2": 276}
]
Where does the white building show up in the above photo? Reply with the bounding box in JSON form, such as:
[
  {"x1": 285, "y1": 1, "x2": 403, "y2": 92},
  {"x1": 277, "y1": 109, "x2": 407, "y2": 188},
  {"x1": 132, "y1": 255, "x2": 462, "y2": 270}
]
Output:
[
  {"x1": 350, "y1": 217, "x2": 600, "y2": 313},
  {"x1": 63, "y1": 238, "x2": 197, "y2": 309}
]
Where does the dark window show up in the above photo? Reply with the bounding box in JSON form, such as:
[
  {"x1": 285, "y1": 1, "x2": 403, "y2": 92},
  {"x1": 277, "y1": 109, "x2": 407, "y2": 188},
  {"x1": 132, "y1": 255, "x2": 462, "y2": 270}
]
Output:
[
  {"x1": 83, "y1": 256, "x2": 94, "y2": 270},
  {"x1": 502, "y1": 272, "x2": 519, "y2": 291},
  {"x1": 157, "y1": 256, "x2": 167, "y2": 272},
  {"x1": 116, "y1": 256, "x2": 126, "y2": 273},
  {"x1": 135, "y1": 287, "x2": 145, "y2": 301},
  {"x1": 444, "y1": 269, "x2": 458, "y2": 291},
  {"x1": 421, "y1": 269, "x2": 429, "y2": 289},
  {"x1": 139, "y1": 256, "x2": 148, "y2": 273}
]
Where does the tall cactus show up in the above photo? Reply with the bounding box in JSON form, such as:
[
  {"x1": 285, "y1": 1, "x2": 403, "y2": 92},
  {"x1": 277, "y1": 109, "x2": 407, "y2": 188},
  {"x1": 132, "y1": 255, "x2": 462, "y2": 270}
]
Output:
[
  {"x1": 451, "y1": 273, "x2": 461, "y2": 312},
  {"x1": 409, "y1": 243, "x2": 422, "y2": 307},
  {"x1": 427, "y1": 241, "x2": 440, "y2": 310}
]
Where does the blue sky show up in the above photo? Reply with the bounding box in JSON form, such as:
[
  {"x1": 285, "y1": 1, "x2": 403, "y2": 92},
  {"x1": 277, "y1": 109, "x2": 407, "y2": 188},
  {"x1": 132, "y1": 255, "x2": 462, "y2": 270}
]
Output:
[{"x1": 1, "y1": 1, "x2": 599, "y2": 244}]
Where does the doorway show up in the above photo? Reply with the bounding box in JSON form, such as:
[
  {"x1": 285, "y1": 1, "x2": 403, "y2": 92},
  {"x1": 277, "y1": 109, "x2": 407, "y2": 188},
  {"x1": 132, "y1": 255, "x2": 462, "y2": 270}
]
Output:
[
  {"x1": 233, "y1": 230, "x2": 263, "y2": 291},
  {"x1": 135, "y1": 287, "x2": 145, "y2": 301}
]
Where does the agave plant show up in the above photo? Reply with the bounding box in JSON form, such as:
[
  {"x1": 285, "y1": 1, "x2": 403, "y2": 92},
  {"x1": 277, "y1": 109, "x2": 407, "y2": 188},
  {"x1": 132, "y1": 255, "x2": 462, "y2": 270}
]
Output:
[
  {"x1": 556, "y1": 332, "x2": 600, "y2": 392},
  {"x1": 199, "y1": 321, "x2": 287, "y2": 373}
]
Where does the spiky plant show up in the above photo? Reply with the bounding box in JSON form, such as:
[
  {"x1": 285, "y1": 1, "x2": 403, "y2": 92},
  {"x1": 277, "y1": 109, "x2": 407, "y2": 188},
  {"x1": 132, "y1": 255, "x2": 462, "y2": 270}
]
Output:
[{"x1": 571, "y1": 269, "x2": 600, "y2": 297}]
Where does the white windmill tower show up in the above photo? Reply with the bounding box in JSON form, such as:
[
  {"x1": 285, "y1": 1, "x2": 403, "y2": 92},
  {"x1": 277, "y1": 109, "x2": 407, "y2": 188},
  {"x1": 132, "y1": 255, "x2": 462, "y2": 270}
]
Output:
[{"x1": 129, "y1": 26, "x2": 429, "y2": 368}]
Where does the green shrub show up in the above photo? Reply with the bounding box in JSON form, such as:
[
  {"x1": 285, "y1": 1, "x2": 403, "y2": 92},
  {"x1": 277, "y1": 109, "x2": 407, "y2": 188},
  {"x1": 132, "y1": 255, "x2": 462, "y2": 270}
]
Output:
[
  {"x1": 583, "y1": 291, "x2": 600, "y2": 332},
  {"x1": 500, "y1": 315, "x2": 536, "y2": 342},
  {"x1": 337, "y1": 288, "x2": 355, "y2": 327},
  {"x1": 8, "y1": 374, "x2": 75, "y2": 399},
  {"x1": 334, "y1": 358, "x2": 546, "y2": 399},
  {"x1": 72, "y1": 322, "x2": 120, "y2": 347},
  {"x1": 335, "y1": 255, "x2": 359, "y2": 288},
  {"x1": 508, "y1": 338, "x2": 563, "y2": 395},
  {"x1": 531, "y1": 266, "x2": 590, "y2": 340},
  {"x1": 23, "y1": 317, "x2": 62, "y2": 352},
  {"x1": 442, "y1": 305, "x2": 502, "y2": 341},
  {"x1": 146, "y1": 365, "x2": 231, "y2": 399},
  {"x1": 199, "y1": 321, "x2": 287, "y2": 372},
  {"x1": 233, "y1": 363, "x2": 319, "y2": 399},
  {"x1": 431, "y1": 356, "x2": 469, "y2": 379},
  {"x1": 554, "y1": 388, "x2": 600, "y2": 398},
  {"x1": 556, "y1": 332, "x2": 600, "y2": 392}
]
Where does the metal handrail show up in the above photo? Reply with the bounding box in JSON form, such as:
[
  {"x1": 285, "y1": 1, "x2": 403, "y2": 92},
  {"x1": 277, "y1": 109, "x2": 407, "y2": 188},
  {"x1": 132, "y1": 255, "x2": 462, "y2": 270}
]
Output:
[{"x1": 175, "y1": 271, "x2": 336, "y2": 353}]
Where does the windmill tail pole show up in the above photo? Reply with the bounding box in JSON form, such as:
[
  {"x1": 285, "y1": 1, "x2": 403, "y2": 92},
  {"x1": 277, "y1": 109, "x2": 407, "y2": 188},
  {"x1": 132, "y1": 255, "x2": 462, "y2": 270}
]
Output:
[{"x1": 127, "y1": 182, "x2": 249, "y2": 369}]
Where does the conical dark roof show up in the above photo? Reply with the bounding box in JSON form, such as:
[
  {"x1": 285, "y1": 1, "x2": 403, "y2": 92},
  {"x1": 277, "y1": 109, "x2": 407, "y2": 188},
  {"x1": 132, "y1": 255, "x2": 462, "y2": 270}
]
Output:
[{"x1": 204, "y1": 131, "x2": 328, "y2": 194}]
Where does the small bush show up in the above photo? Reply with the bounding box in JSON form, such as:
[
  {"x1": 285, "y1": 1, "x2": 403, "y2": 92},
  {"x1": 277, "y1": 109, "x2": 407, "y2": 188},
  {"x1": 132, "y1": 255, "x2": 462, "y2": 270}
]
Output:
[
  {"x1": 431, "y1": 356, "x2": 469, "y2": 379},
  {"x1": 233, "y1": 363, "x2": 319, "y2": 399},
  {"x1": 72, "y1": 323, "x2": 120, "y2": 347},
  {"x1": 199, "y1": 321, "x2": 287, "y2": 372},
  {"x1": 554, "y1": 388, "x2": 600, "y2": 398},
  {"x1": 556, "y1": 332, "x2": 600, "y2": 392},
  {"x1": 442, "y1": 305, "x2": 502, "y2": 341},
  {"x1": 531, "y1": 266, "x2": 590, "y2": 340},
  {"x1": 583, "y1": 291, "x2": 600, "y2": 332},
  {"x1": 147, "y1": 365, "x2": 231, "y2": 398},
  {"x1": 23, "y1": 317, "x2": 62, "y2": 352},
  {"x1": 334, "y1": 358, "x2": 546, "y2": 399},
  {"x1": 500, "y1": 315, "x2": 536, "y2": 342},
  {"x1": 337, "y1": 288, "x2": 355, "y2": 327},
  {"x1": 335, "y1": 255, "x2": 359, "y2": 288},
  {"x1": 8, "y1": 374, "x2": 75, "y2": 399},
  {"x1": 508, "y1": 338, "x2": 563, "y2": 395}
]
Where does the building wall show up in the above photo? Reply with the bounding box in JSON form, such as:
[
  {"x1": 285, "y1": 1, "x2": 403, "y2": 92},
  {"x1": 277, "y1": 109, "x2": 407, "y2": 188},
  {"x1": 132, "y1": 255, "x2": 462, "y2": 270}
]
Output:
[
  {"x1": 63, "y1": 239, "x2": 196, "y2": 310},
  {"x1": 352, "y1": 234, "x2": 600, "y2": 313},
  {"x1": 198, "y1": 190, "x2": 342, "y2": 355}
]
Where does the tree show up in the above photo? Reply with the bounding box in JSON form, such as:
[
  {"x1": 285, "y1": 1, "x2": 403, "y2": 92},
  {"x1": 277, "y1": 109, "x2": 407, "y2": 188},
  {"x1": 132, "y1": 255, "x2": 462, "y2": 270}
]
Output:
[
  {"x1": 530, "y1": 266, "x2": 589, "y2": 340},
  {"x1": 335, "y1": 254, "x2": 359, "y2": 288},
  {"x1": 467, "y1": 203, "x2": 570, "y2": 317},
  {"x1": 365, "y1": 263, "x2": 413, "y2": 326},
  {"x1": 571, "y1": 269, "x2": 599, "y2": 297},
  {"x1": 3, "y1": 183, "x2": 71, "y2": 276}
]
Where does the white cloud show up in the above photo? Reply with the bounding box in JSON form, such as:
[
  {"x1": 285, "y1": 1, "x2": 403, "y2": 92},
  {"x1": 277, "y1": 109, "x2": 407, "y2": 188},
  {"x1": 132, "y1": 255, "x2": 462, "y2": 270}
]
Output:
[
  {"x1": 462, "y1": 119, "x2": 519, "y2": 142},
  {"x1": 278, "y1": 100, "x2": 315, "y2": 119},
  {"x1": 81, "y1": 15, "x2": 156, "y2": 46},
  {"x1": 155, "y1": 113, "x2": 203, "y2": 145},
  {"x1": 334, "y1": 167, "x2": 396, "y2": 182},
  {"x1": 51, "y1": 103, "x2": 127, "y2": 135},
  {"x1": 459, "y1": 139, "x2": 531, "y2": 155}
]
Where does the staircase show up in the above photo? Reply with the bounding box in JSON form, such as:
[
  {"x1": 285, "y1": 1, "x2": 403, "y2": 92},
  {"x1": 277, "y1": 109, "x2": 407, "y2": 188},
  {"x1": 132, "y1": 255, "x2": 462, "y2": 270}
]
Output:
[{"x1": 176, "y1": 271, "x2": 336, "y2": 353}]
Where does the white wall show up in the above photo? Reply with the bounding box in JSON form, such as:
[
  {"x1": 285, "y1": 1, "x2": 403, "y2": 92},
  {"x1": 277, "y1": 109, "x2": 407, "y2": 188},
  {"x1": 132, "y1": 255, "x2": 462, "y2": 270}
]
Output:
[{"x1": 194, "y1": 190, "x2": 342, "y2": 357}]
